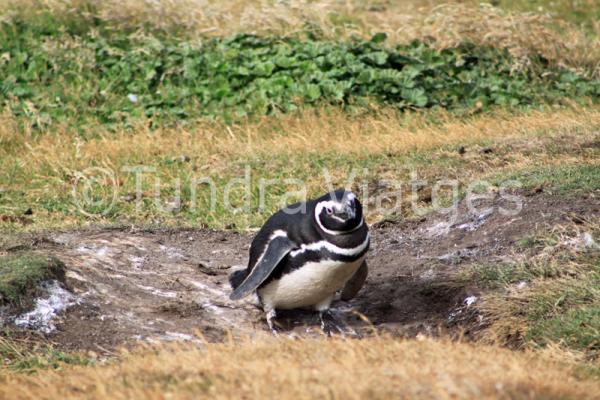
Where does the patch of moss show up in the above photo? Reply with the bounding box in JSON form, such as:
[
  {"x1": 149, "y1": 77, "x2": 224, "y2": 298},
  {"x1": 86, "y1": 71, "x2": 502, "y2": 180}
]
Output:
[{"x1": 0, "y1": 253, "x2": 65, "y2": 310}]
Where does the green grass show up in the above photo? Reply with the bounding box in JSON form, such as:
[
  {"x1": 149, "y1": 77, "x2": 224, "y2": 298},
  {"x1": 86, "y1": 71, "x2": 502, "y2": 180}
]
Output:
[
  {"x1": 468, "y1": 263, "x2": 525, "y2": 289},
  {"x1": 0, "y1": 337, "x2": 90, "y2": 374},
  {"x1": 528, "y1": 306, "x2": 600, "y2": 353},
  {"x1": 0, "y1": 253, "x2": 65, "y2": 309},
  {"x1": 526, "y1": 258, "x2": 600, "y2": 355},
  {"x1": 493, "y1": 163, "x2": 600, "y2": 195},
  {"x1": 467, "y1": 249, "x2": 577, "y2": 290}
]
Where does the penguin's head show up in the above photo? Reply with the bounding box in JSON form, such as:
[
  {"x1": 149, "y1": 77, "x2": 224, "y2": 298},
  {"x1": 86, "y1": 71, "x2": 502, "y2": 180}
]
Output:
[{"x1": 314, "y1": 189, "x2": 363, "y2": 235}]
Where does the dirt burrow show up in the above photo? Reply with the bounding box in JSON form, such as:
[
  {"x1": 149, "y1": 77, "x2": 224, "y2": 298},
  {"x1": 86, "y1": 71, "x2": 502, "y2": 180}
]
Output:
[{"x1": 6, "y1": 192, "x2": 599, "y2": 353}]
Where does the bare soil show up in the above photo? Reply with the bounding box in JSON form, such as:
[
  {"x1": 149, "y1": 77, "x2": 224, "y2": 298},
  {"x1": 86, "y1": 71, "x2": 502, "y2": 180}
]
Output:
[{"x1": 3, "y1": 192, "x2": 599, "y2": 353}]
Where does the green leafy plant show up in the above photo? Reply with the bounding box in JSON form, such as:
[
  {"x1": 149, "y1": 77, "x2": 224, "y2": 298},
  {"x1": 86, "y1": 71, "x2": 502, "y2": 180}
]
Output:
[{"x1": 1, "y1": 15, "x2": 599, "y2": 132}]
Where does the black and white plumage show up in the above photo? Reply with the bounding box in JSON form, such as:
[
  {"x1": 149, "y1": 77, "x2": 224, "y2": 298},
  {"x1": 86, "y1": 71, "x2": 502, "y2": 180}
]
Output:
[{"x1": 229, "y1": 189, "x2": 369, "y2": 333}]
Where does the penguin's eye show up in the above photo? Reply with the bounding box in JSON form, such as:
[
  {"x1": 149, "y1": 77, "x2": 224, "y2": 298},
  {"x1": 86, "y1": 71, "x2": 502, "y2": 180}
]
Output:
[{"x1": 326, "y1": 207, "x2": 333, "y2": 215}]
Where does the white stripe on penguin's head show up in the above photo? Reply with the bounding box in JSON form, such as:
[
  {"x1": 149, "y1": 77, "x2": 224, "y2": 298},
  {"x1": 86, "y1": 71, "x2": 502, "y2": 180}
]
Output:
[
  {"x1": 315, "y1": 201, "x2": 342, "y2": 235},
  {"x1": 314, "y1": 197, "x2": 363, "y2": 235}
]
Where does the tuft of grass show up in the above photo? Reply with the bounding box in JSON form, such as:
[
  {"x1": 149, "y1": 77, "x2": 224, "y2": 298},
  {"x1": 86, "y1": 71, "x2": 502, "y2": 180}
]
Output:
[
  {"x1": 472, "y1": 224, "x2": 600, "y2": 357},
  {"x1": 0, "y1": 253, "x2": 65, "y2": 309},
  {"x1": 0, "y1": 336, "x2": 599, "y2": 399},
  {"x1": 468, "y1": 263, "x2": 524, "y2": 289},
  {"x1": 516, "y1": 236, "x2": 547, "y2": 249},
  {"x1": 0, "y1": 337, "x2": 90, "y2": 374},
  {"x1": 528, "y1": 306, "x2": 600, "y2": 353},
  {"x1": 523, "y1": 254, "x2": 600, "y2": 353}
]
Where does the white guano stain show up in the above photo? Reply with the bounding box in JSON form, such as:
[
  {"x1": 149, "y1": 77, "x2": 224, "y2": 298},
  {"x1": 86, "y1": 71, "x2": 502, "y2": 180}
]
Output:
[
  {"x1": 136, "y1": 284, "x2": 178, "y2": 298},
  {"x1": 464, "y1": 296, "x2": 478, "y2": 306},
  {"x1": 14, "y1": 281, "x2": 80, "y2": 334}
]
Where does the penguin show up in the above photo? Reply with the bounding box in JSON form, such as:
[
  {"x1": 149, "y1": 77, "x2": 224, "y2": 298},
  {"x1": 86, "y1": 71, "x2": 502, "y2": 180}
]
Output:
[{"x1": 229, "y1": 189, "x2": 369, "y2": 333}]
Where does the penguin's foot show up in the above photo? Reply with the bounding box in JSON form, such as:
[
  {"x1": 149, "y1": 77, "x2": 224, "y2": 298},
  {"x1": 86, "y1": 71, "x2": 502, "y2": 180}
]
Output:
[
  {"x1": 319, "y1": 309, "x2": 347, "y2": 337},
  {"x1": 265, "y1": 309, "x2": 279, "y2": 335}
]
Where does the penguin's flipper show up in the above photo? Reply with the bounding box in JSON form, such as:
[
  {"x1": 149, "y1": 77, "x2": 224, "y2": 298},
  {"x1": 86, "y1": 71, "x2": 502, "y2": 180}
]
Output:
[
  {"x1": 229, "y1": 236, "x2": 294, "y2": 300},
  {"x1": 340, "y1": 260, "x2": 368, "y2": 301}
]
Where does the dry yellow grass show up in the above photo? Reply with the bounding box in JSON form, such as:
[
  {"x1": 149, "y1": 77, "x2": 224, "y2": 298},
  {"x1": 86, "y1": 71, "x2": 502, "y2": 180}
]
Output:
[
  {"x1": 1, "y1": 336, "x2": 599, "y2": 399},
  {"x1": 1, "y1": 0, "x2": 598, "y2": 75},
  {"x1": 3, "y1": 105, "x2": 600, "y2": 175},
  {"x1": 1, "y1": 105, "x2": 599, "y2": 230}
]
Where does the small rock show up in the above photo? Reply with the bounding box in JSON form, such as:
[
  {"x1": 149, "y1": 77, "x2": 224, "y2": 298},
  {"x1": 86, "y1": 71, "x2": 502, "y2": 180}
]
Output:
[
  {"x1": 481, "y1": 147, "x2": 493, "y2": 154},
  {"x1": 23, "y1": 208, "x2": 33, "y2": 215},
  {"x1": 197, "y1": 262, "x2": 219, "y2": 276},
  {"x1": 458, "y1": 146, "x2": 466, "y2": 155}
]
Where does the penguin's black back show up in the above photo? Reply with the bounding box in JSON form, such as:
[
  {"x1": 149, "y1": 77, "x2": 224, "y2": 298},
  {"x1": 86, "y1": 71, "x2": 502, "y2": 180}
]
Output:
[
  {"x1": 247, "y1": 202, "x2": 316, "y2": 271},
  {"x1": 229, "y1": 190, "x2": 369, "y2": 291},
  {"x1": 228, "y1": 269, "x2": 248, "y2": 289}
]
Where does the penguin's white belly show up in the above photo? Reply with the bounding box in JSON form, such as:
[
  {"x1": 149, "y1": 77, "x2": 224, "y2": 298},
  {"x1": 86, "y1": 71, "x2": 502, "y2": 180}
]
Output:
[{"x1": 258, "y1": 256, "x2": 365, "y2": 311}]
